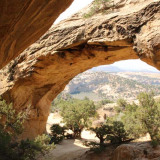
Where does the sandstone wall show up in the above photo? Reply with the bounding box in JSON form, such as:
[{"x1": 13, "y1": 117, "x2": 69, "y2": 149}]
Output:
[{"x1": 0, "y1": 0, "x2": 73, "y2": 69}]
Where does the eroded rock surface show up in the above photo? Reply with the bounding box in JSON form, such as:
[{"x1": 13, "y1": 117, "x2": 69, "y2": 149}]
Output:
[
  {"x1": 113, "y1": 143, "x2": 160, "y2": 160},
  {"x1": 0, "y1": 0, "x2": 73, "y2": 69},
  {"x1": 0, "y1": 0, "x2": 160, "y2": 139}
]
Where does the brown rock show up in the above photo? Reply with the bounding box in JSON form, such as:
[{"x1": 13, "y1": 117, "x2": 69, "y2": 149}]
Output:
[
  {"x1": 112, "y1": 143, "x2": 160, "y2": 160},
  {"x1": 0, "y1": 0, "x2": 160, "y2": 139},
  {"x1": 113, "y1": 144, "x2": 142, "y2": 160},
  {"x1": 0, "y1": 0, "x2": 73, "y2": 69}
]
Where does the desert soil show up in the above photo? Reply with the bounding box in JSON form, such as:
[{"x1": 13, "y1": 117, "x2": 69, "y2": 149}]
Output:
[{"x1": 40, "y1": 113, "x2": 98, "y2": 160}]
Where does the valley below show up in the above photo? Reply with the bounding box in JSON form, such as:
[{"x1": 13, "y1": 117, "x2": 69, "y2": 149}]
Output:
[{"x1": 63, "y1": 71, "x2": 160, "y2": 101}]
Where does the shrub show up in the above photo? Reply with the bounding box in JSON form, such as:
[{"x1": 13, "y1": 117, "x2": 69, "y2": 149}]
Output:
[
  {"x1": 0, "y1": 97, "x2": 54, "y2": 159},
  {"x1": 50, "y1": 124, "x2": 66, "y2": 144},
  {"x1": 96, "y1": 99, "x2": 113, "y2": 109},
  {"x1": 0, "y1": 97, "x2": 28, "y2": 136},
  {"x1": 106, "y1": 120, "x2": 129, "y2": 143},
  {"x1": 34, "y1": 134, "x2": 55, "y2": 152},
  {"x1": 18, "y1": 139, "x2": 43, "y2": 160},
  {"x1": 84, "y1": 141, "x2": 106, "y2": 153},
  {"x1": 50, "y1": 93, "x2": 72, "y2": 113},
  {"x1": 115, "y1": 98, "x2": 128, "y2": 113},
  {"x1": 83, "y1": 0, "x2": 113, "y2": 18}
]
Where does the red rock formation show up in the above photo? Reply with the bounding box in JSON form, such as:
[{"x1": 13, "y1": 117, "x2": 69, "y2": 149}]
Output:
[
  {"x1": 0, "y1": 0, "x2": 73, "y2": 69},
  {"x1": 0, "y1": 0, "x2": 160, "y2": 139}
]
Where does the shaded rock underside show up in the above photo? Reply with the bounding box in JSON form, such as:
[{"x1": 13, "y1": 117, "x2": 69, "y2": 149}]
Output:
[{"x1": 0, "y1": 0, "x2": 73, "y2": 69}]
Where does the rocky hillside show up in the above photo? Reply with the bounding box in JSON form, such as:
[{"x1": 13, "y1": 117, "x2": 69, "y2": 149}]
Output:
[
  {"x1": 64, "y1": 71, "x2": 160, "y2": 101},
  {"x1": 115, "y1": 72, "x2": 160, "y2": 85}
]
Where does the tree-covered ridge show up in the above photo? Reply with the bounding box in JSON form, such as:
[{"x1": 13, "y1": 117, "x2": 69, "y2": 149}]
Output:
[{"x1": 63, "y1": 71, "x2": 160, "y2": 101}]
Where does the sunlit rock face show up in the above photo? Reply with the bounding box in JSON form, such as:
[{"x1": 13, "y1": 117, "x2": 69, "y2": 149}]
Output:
[
  {"x1": 0, "y1": 0, "x2": 73, "y2": 69},
  {"x1": 0, "y1": 0, "x2": 160, "y2": 139}
]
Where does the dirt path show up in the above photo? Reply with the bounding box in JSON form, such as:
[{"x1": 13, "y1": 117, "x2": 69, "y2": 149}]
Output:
[
  {"x1": 41, "y1": 113, "x2": 98, "y2": 160},
  {"x1": 39, "y1": 139, "x2": 89, "y2": 160}
]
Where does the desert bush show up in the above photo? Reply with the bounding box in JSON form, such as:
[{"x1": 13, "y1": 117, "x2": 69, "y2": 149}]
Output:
[
  {"x1": 0, "y1": 97, "x2": 54, "y2": 160},
  {"x1": 106, "y1": 120, "x2": 129, "y2": 143},
  {"x1": 115, "y1": 98, "x2": 128, "y2": 113},
  {"x1": 96, "y1": 99, "x2": 113, "y2": 109},
  {"x1": 34, "y1": 134, "x2": 55, "y2": 151},
  {"x1": 50, "y1": 124, "x2": 66, "y2": 144},
  {"x1": 84, "y1": 141, "x2": 106, "y2": 153},
  {"x1": 83, "y1": 0, "x2": 113, "y2": 18},
  {"x1": 0, "y1": 97, "x2": 28, "y2": 136},
  {"x1": 50, "y1": 93, "x2": 72, "y2": 113}
]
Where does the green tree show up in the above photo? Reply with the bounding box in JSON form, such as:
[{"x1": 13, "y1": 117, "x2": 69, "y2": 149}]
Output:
[
  {"x1": 90, "y1": 118, "x2": 129, "y2": 145},
  {"x1": 121, "y1": 92, "x2": 160, "y2": 147},
  {"x1": 138, "y1": 92, "x2": 160, "y2": 146},
  {"x1": 60, "y1": 98, "x2": 97, "y2": 138},
  {"x1": 51, "y1": 93, "x2": 72, "y2": 113},
  {"x1": 121, "y1": 102, "x2": 146, "y2": 138},
  {"x1": 90, "y1": 124, "x2": 111, "y2": 144}
]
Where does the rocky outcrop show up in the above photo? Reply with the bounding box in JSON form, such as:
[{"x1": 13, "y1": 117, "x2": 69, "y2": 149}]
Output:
[
  {"x1": 0, "y1": 0, "x2": 73, "y2": 69},
  {"x1": 113, "y1": 144, "x2": 143, "y2": 160},
  {"x1": 113, "y1": 143, "x2": 160, "y2": 160},
  {"x1": 0, "y1": 0, "x2": 160, "y2": 139}
]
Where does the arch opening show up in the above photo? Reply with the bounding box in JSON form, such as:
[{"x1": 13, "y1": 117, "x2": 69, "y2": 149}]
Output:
[{"x1": 46, "y1": 59, "x2": 160, "y2": 135}]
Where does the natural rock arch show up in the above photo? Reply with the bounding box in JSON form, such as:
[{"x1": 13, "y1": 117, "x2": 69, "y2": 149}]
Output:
[{"x1": 0, "y1": 0, "x2": 160, "y2": 139}]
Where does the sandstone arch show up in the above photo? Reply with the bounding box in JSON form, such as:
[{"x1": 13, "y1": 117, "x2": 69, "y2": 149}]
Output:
[
  {"x1": 0, "y1": 0, "x2": 160, "y2": 139},
  {"x1": 0, "y1": 0, "x2": 73, "y2": 69}
]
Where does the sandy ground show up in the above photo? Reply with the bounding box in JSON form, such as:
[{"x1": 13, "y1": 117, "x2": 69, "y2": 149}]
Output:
[
  {"x1": 39, "y1": 139, "x2": 89, "y2": 160},
  {"x1": 42, "y1": 113, "x2": 99, "y2": 160}
]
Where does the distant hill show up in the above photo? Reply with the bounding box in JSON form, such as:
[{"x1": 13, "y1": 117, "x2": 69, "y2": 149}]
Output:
[
  {"x1": 63, "y1": 71, "x2": 160, "y2": 101},
  {"x1": 90, "y1": 63, "x2": 160, "y2": 73},
  {"x1": 90, "y1": 66, "x2": 122, "y2": 72}
]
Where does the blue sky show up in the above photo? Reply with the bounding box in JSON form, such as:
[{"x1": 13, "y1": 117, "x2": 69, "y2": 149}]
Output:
[{"x1": 54, "y1": 0, "x2": 159, "y2": 72}]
